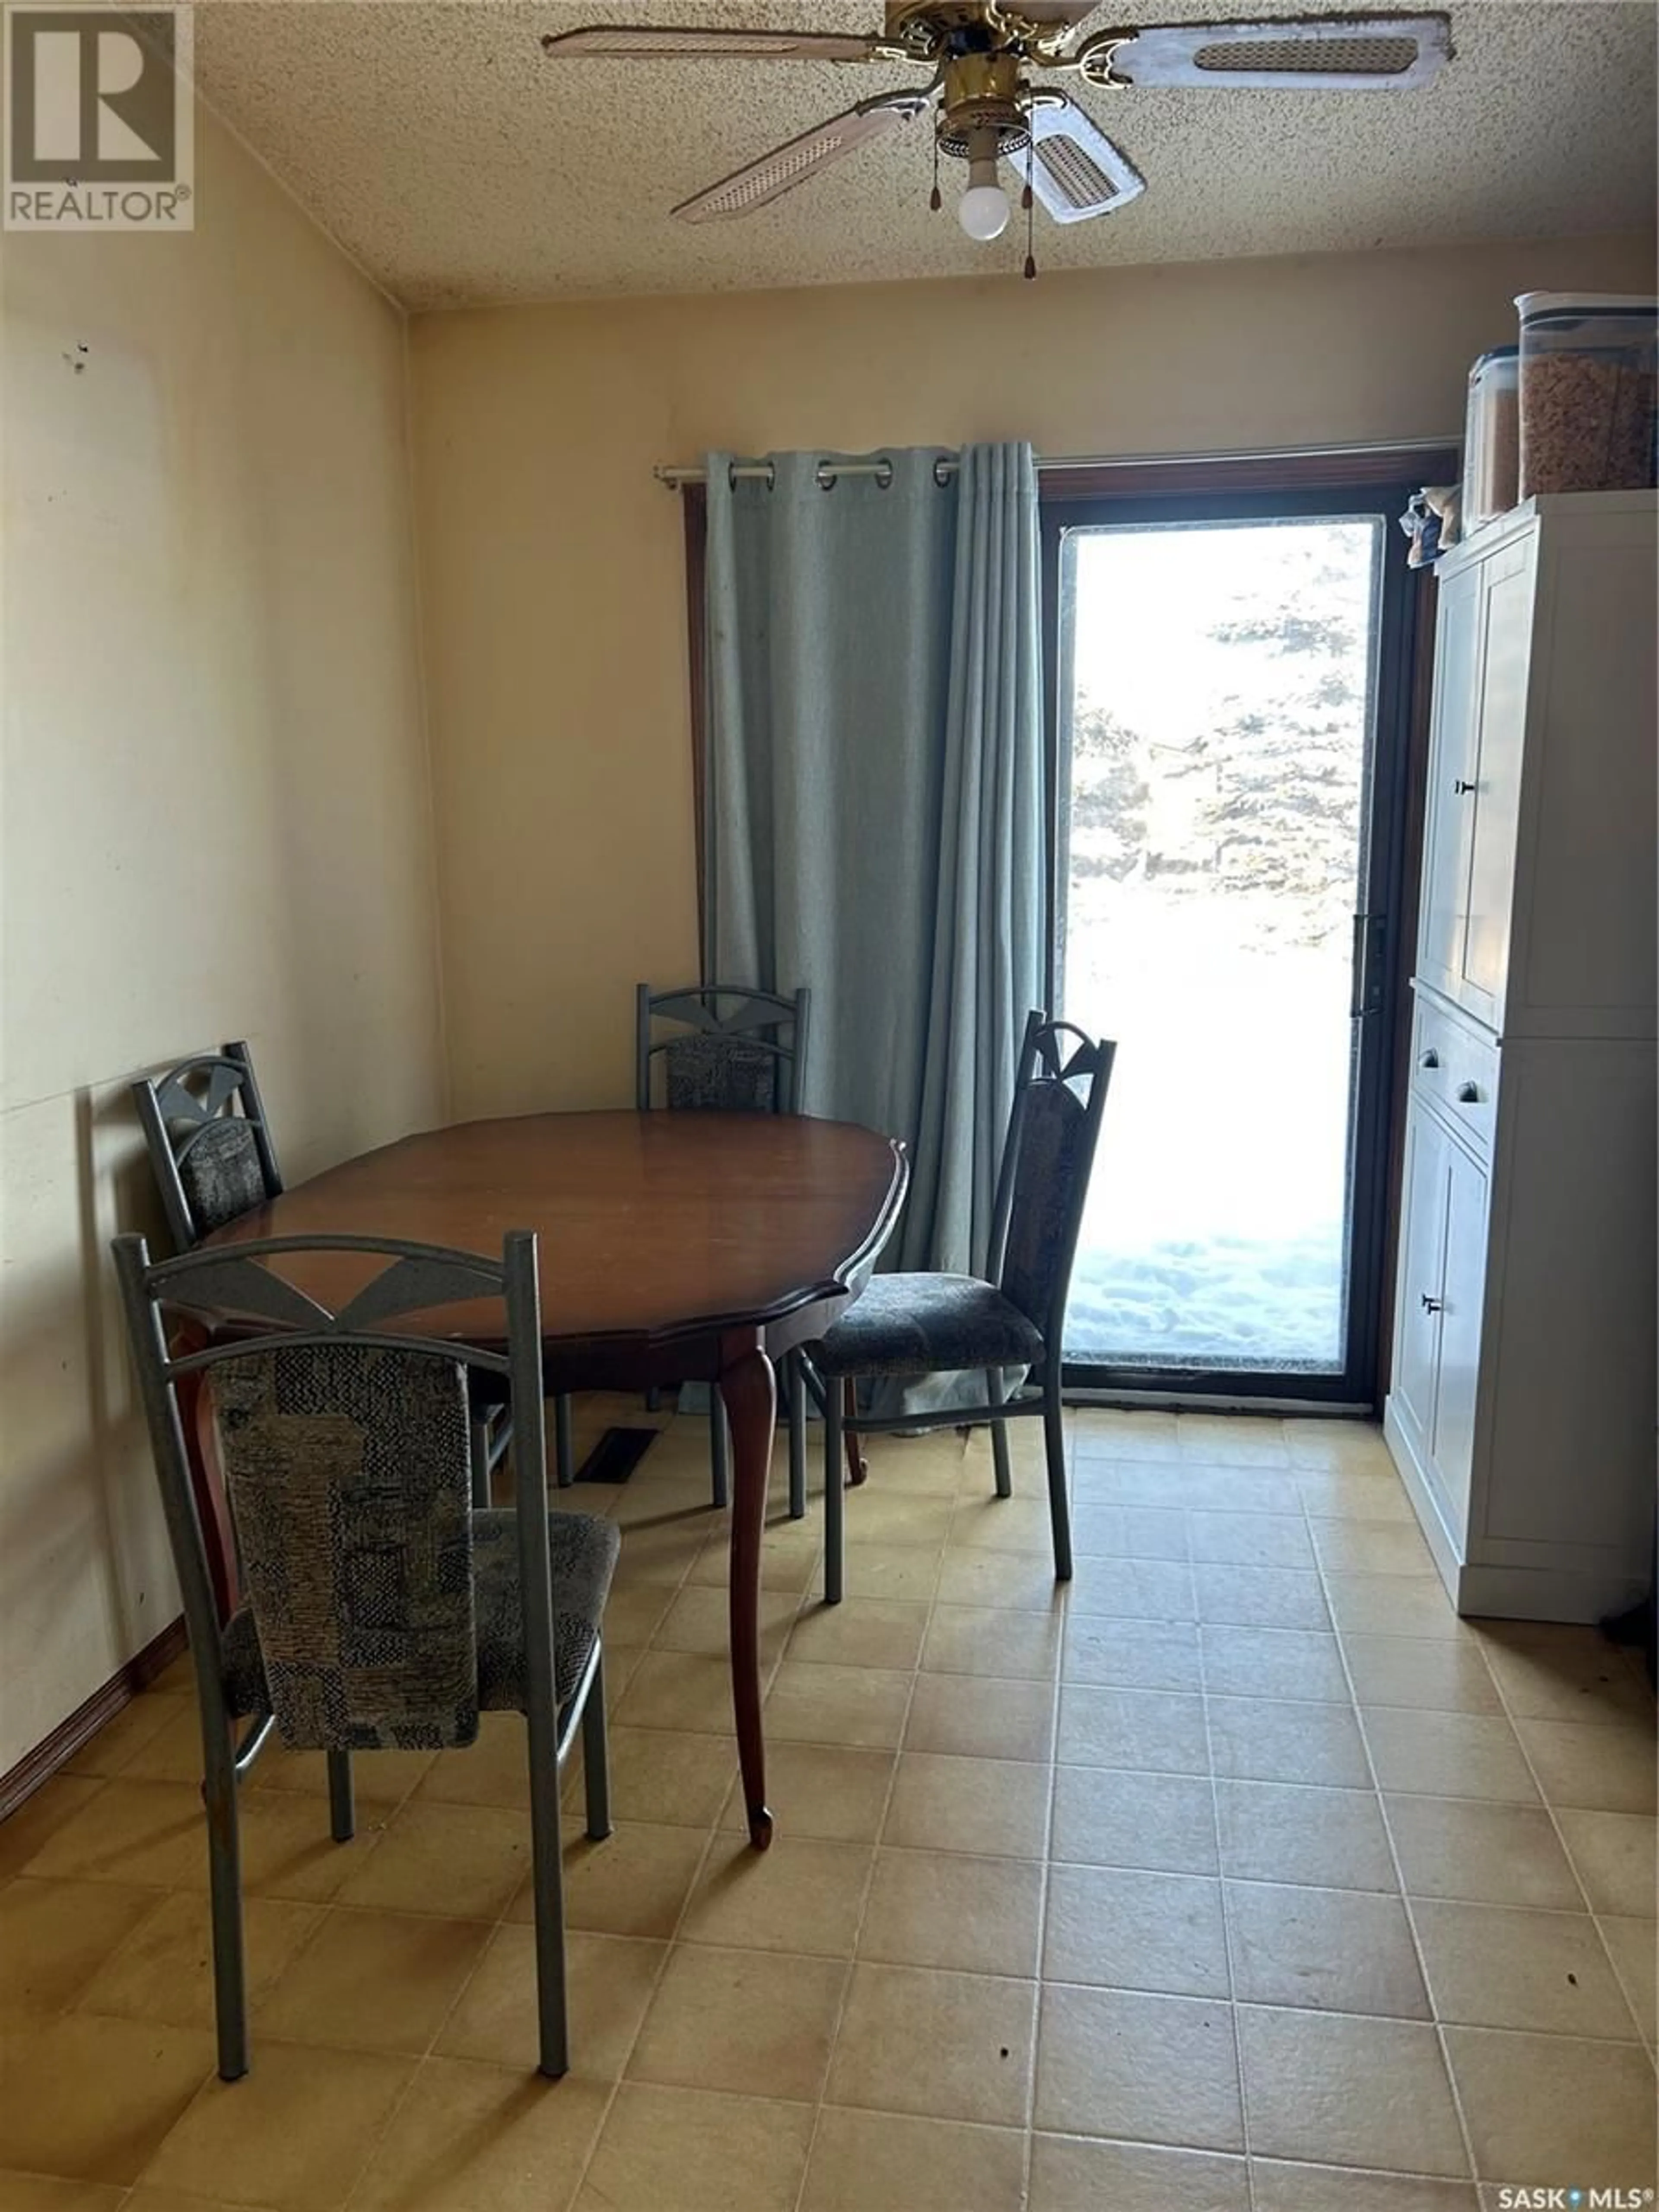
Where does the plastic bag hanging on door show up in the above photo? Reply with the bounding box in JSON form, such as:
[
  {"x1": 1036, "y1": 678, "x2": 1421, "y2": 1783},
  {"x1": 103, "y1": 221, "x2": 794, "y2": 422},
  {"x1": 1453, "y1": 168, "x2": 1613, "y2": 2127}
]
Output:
[{"x1": 1398, "y1": 485, "x2": 1462, "y2": 568}]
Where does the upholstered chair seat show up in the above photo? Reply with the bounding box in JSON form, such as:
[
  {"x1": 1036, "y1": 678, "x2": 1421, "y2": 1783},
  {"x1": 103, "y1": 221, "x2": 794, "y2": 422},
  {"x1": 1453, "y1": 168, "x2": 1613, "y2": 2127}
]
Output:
[
  {"x1": 807, "y1": 1273, "x2": 1044, "y2": 1379},
  {"x1": 215, "y1": 1509, "x2": 619, "y2": 1738},
  {"x1": 472, "y1": 1510, "x2": 619, "y2": 1716}
]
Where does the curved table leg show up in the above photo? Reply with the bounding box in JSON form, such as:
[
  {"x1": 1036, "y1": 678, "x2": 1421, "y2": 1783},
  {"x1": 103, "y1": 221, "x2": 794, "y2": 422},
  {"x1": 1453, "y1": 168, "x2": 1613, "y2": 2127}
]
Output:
[{"x1": 719, "y1": 1332, "x2": 777, "y2": 1850}]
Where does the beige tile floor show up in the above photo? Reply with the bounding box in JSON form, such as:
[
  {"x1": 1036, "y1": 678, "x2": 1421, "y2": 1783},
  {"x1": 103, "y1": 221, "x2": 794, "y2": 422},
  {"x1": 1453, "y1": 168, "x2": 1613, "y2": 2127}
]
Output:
[{"x1": 1, "y1": 1403, "x2": 1655, "y2": 2212}]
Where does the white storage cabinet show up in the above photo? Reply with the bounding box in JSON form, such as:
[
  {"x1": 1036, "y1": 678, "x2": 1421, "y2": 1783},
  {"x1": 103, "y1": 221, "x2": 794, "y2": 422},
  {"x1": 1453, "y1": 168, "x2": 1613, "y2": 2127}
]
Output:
[{"x1": 1384, "y1": 492, "x2": 1657, "y2": 1623}]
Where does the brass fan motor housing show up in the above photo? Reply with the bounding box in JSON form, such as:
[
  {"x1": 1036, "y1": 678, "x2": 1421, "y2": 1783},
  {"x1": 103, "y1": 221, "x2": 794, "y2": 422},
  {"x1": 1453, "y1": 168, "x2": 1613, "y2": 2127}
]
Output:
[
  {"x1": 935, "y1": 50, "x2": 1030, "y2": 158},
  {"x1": 882, "y1": 0, "x2": 1080, "y2": 62}
]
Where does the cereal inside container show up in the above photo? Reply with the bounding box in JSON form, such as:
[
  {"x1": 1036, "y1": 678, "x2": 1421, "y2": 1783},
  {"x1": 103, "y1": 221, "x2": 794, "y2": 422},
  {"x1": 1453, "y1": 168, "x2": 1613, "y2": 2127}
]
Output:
[
  {"x1": 1516, "y1": 292, "x2": 1659, "y2": 497},
  {"x1": 1463, "y1": 346, "x2": 1520, "y2": 533}
]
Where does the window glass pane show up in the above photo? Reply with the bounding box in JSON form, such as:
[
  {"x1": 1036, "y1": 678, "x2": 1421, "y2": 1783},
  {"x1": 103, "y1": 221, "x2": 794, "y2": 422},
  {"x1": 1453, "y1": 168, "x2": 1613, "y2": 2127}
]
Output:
[{"x1": 1058, "y1": 516, "x2": 1384, "y2": 1375}]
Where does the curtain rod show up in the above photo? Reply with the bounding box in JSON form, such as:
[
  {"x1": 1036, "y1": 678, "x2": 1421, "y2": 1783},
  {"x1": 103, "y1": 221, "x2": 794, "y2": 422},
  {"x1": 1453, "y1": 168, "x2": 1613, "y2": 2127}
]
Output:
[{"x1": 653, "y1": 438, "x2": 1459, "y2": 489}]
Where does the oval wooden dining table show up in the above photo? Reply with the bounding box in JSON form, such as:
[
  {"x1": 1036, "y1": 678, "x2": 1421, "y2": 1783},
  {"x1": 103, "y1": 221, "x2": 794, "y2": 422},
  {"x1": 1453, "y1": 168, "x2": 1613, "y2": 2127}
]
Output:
[{"x1": 202, "y1": 1108, "x2": 909, "y2": 1849}]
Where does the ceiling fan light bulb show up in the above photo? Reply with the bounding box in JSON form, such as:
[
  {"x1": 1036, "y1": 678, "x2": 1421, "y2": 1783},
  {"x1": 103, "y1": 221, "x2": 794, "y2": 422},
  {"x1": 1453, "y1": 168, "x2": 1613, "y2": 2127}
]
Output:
[{"x1": 958, "y1": 156, "x2": 1009, "y2": 242}]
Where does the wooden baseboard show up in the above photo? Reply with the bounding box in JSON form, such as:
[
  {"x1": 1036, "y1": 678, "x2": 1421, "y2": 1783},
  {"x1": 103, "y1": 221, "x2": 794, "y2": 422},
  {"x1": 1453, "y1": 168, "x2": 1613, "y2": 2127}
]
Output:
[{"x1": 0, "y1": 1616, "x2": 188, "y2": 1822}]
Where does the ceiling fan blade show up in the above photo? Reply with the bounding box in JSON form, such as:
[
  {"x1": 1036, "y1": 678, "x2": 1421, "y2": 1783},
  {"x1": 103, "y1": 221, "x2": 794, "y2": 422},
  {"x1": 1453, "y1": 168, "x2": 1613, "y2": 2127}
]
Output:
[
  {"x1": 673, "y1": 92, "x2": 929, "y2": 222},
  {"x1": 1081, "y1": 14, "x2": 1452, "y2": 90},
  {"x1": 541, "y1": 24, "x2": 886, "y2": 62},
  {"x1": 1026, "y1": 96, "x2": 1144, "y2": 223}
]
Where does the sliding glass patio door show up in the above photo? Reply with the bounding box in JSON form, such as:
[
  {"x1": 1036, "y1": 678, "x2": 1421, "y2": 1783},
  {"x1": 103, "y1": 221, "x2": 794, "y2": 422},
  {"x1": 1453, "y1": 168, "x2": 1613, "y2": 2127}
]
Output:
[{"x1": 1046, "y1": 482, "x2": 1426, "y2": 1405}]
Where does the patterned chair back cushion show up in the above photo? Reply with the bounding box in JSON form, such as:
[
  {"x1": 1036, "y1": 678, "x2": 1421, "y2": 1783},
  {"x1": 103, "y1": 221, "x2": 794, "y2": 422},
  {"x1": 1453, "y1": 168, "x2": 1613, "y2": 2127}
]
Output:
[
  {"x1": 213, "y1": 1342, "x2": 479, "y2": 1752},
  {"x1": 999, "y1": 1079, "x2": 1092, "y2": 1334},
  {"x1": 176, "y1": 1117, "x2": 270, "y2": 1237},
  {"x1": 664, "y1": 1033, "x2": 779, "y2": 1112}
]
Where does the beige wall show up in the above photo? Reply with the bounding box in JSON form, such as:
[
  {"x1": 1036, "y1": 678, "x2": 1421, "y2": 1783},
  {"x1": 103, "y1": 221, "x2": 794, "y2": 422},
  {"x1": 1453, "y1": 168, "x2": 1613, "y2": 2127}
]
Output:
[
  {"x1": 0, "y1": 112, "x2": 444, "y2": 1771},
  {"x1": 410, "y1": 227, "x2": 1654, "y2": 1122}
]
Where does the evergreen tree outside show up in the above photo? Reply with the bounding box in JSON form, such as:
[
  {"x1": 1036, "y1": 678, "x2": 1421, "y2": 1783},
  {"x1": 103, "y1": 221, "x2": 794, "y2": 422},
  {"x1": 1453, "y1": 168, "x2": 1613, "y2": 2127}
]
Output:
[
  {"x1": 1067, "y1": 702, "x2": 1149, "y2": 881},
  {"x1": 1188, "y1": 529, "x2": 1373, "y2": 946}
]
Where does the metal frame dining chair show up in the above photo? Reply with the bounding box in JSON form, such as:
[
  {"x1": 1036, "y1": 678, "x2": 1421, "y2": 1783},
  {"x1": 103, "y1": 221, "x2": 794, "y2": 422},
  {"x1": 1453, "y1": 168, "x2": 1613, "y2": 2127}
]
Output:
[
  {"x1": 636, "y1": 982, "x2": 811, "y2": 1116},
  {"x1": 802, "y1": 1012, "x2": 1115, "y2": 1601},
  {"x1": 132, "y1": 1040, "x2": 283, "y2": 1249},
  {"x1": 132, "y1": 1040, "x2": 517, "y2": 1506},
  {"x1": 112, "y1": 1226, "x2": 619, "y2": 2083},
  {"x1": 636, "y1": 981, "x2": 814, "y2": 1517}
]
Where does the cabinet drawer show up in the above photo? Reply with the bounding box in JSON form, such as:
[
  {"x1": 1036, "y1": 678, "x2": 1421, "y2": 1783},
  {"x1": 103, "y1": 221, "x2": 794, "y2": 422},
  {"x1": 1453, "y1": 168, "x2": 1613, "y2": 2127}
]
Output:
[{"x1": 1411, "y1": 996, "x2": 1499, "y2": 1155}]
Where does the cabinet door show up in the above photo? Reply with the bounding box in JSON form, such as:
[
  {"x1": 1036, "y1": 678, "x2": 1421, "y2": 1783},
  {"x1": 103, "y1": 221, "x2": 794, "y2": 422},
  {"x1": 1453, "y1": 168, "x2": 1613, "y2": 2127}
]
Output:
[
  {"x1": 1459, "y1": 540, "x2": 1534, "y2": 1024},
  {"x1": 1393, "y1": 1108, "x2": 1449, "y2": 1445},
  {"x1": 1417, "y1": 561, "x2": 1483, "y2": 1004},
  {"x1": 1430, "y1": 1136, "x2": 1490, "y2": 1528}
]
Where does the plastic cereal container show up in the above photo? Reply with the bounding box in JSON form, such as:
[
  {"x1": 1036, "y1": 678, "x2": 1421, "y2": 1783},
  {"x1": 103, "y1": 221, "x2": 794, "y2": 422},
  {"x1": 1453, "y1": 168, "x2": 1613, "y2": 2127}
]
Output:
[
  {"x1": 1516, "y1": 292, "x2": 1659, "y2": 496},
  {"x1": 1463, "y1": 346, "x2": 1520, "y2": 531}
]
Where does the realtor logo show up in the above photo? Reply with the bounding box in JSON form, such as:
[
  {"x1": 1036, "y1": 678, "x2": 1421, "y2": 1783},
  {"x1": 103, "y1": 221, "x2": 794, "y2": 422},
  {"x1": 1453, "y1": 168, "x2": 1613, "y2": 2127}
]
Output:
[{"x1": 5, "y1": 4, "x2": 194, "y2": 229}]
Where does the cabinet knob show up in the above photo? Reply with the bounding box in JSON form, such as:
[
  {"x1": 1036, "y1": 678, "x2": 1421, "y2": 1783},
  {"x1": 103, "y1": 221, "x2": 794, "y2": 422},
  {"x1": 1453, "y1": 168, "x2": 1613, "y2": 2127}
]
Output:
[
  {"x1": 1420, "y1": 1293, "x2": 1444, "y2": 1313},
  {"x1": 1420, "y1": 1049, "x2": 1440, "y2": 1069},
  {"x1": 1456, "y1": 1081, "x2": 1480, "y2": 1103},
  {"x1": 1452, "y1": 779, "x2": 1476, "y2": 795}
]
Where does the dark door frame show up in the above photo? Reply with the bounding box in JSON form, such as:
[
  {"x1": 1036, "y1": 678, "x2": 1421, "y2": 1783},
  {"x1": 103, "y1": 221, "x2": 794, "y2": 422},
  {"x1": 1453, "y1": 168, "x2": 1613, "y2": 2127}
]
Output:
[{"x1": 1039, "y1": 449, "x2": 1452, "y2": 1410}]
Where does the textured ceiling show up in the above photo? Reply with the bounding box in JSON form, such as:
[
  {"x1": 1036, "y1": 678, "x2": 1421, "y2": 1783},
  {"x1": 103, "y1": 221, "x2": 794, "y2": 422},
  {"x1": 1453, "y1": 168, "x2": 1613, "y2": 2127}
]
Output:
[{"x1": 193, "y1": 0, "x2": 1658, "y2": 308}]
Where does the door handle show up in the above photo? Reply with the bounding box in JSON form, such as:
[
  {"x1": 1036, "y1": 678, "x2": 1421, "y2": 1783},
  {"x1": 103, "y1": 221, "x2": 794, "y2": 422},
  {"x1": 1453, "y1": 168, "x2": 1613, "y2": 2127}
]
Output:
[
  {"x1": 1420, "y1": 1293, "x2": 1443, "y2": 1313},
  {"x1": 1452, "y1": 779, "x2": 1476, "y2": 795},
  {"x1": 1350, "y1": 911, "x2": 1387, "y2": 1021}
]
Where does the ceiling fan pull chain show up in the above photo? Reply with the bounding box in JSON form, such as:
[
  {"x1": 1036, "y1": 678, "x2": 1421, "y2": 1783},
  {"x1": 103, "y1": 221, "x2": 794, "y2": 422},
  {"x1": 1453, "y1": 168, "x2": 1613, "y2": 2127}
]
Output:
[
  {"x1": 1023, "y1": 141, "x2": 1036, "y2": 280},
  {"x1": 929, "y1": 127, "x2": 941, "y2": 212}
]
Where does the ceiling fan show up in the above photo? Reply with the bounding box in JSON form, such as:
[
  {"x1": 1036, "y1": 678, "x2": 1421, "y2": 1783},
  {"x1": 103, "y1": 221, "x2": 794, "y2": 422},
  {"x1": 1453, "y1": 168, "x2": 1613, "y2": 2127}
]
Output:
[{"x1": 541, "y1": 5, "x2": 1453, "y2": 265}]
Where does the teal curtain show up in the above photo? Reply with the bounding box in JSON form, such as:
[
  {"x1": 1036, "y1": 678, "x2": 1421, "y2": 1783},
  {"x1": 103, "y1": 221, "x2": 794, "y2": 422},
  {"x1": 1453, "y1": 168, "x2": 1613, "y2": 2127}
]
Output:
[{"x1": 704, "y1": 443, "x2": 1044, "y2": 1341}]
